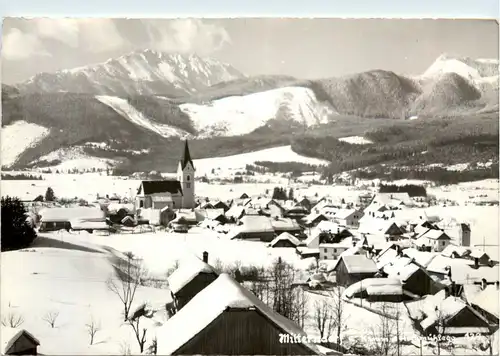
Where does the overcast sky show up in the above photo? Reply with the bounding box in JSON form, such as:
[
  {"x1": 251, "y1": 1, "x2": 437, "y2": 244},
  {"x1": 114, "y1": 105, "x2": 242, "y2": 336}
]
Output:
[{"x1": 2, "y1": 18, "x2": 498, "y2": 84}]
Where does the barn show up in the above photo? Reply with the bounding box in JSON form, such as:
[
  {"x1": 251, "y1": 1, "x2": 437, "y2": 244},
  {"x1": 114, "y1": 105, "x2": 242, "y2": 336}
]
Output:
[
  {"x1": 168, "y1": 252, "x2": 219, "y2": 311},
  {"x1": 270, "y1": 217, "x2": 303, "y2": 237},
  {"x1": 382, "y1": 256, "x2": 444, "y2": 297},
  {"x1": 332, "y1": 255, "x2": 378, "y2": 287},
  {"x1": 156, "y1": 273, "x2": 324, "y2": 355},
  {"x1": 1, "y1": 328, "x2": 40, "y2": 355}
]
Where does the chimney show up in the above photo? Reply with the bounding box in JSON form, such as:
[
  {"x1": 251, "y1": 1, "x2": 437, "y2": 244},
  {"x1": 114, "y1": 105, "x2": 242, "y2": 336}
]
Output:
[
  {"x1": 444, "y1": 287, "x2": 449, "y2": 298},
  {"x1": 474, "y1": 257, "x2": 479, "y2": 269},
  {"x1": 202, "y1": 251, "x2": 208, "y2": 263},
  {"x1": 481, "y1": 278, "x2": 487, "y2": 291},
  {"x1": 450, "y1": 281, "x2": 456, "y2": 297},
  {"x1": 496, "y1": 281, "x2": 499, "y2": 290}
]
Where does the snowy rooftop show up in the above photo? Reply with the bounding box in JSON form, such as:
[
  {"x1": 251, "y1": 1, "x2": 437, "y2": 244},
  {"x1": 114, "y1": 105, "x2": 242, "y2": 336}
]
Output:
[
  {"x1": 167, "y1": 257, "x2": 217, "y2": 295},
  {"x1": 239, "y1": 215, "x2": 275, "y2": 233},
  {"x1": 341, "y1": 255, "x2": 378, "y2": 274},
  {"x1": 344, "y1": 278, "x2": 402, "y2": 298},
  {"x1": 402, "y1": 248, "x2": 438, "y2": 268},
  {"x1": 470, "y1": 284, "x2": 499, "y2": 318},
  {"x1": 382, "y1": 257, "x2": 422, "y2": 282},
  {"x1": 416, "y1": 229, "x2": 451, "y2": 240},
  {"x1": 269, "y1": 232, "x2": 301, "y2": 247},
  {"x1": 39, "y1": 207, "x2": 105, "y2": 222},
  {"x1": 156, "y1": 273, "x2": 321, "y2": 355},
  {"x1": 441, "y1": 244, "x2": 471, "y2": 258}
]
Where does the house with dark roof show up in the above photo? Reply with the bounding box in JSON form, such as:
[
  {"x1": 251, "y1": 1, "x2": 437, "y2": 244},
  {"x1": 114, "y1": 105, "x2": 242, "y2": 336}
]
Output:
[
  {"x1": 331, "y1": 255, "x2": 379, "y2": 286},
  {"x1": 135, "y1": 140, "x2": 195, "y2": 211},
  {"x1": 168, "y1": 252, "x2": 218, "y2": 311},
  {"x1": 1, "y1": 327, "x2": 40, "y2": 355},
  {"x1": 157, "y1": 273, "x2": 325, "y2": 355}
]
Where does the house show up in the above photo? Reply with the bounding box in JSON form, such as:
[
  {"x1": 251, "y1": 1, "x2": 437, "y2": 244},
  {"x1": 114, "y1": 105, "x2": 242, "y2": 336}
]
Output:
[
  {"x1": 343, "y1": 278, "x2": 407, "y2": 302},
  {"x1": 107, "y1": 203, "x2": 135, "y2": 224},
  {"x1": 135, "y1": 140, "x2": 195, "y2": 210},
  {"x1": 232, "y1": 215, "x2": 276, "y2": 242},
  {"x1": 458, "y1": 223, "x2": 471, "y2": 246},
  {"x1": 441, "y1": 244, "x2": 471, "y2": 259},
  {"x1": 382, "y1": 256, "x2": 444, "y2": 297},
  {"x1": 319, "y1": 238, "x2": 357, "y2": 260},
  {"x1": 195, "y1": 209, "x2": 227, "y2": 225},
  {"x1": 140, "y1": 206, "x2": 174, "y2": 226},
  {"x1": 268, "y1": 232, "x2": 301, "y2": 248},
  {"x1": 414, "y1": 229, "x2": 451, "y2": 252},
  {"x1": 270, "y1": 217, "x2": 303, "y2": 237},
  {"x1": 283, "y1": 206, "x2": 309, "y2": 219},
  {"x1": 332, "y1": 209, "x2": 363, "y2": 227},
  {"x1": 225, "y1": 205, "x2": 246, "y2": 221},
  {"x1": 331, "y1": 255, "x2": 379, "y2": 286},
  {"x1": 39, "y1": 207, "x2": 107, "y2": 232},
  {"x1": 199, "y1": 200, "x2": 230, "y2": 212},
  {"x1": 408, "y1": 290, "x2": 492, "y2": 337},
  {"x1": 156, "y1": 273, "x2": 324, "y2": 355},
  {"x1": 469, "y1": 249, "x2": 491, "y2": 267},
  {"x1": 168, "y1": 252, "x2": 219, "y2": 311},
  {"x1": 302, "y1": 212, "x2": 329, "y2": 228},
  {"x1": 1, "y1": 327, "x2": 40, "y2": 355}
]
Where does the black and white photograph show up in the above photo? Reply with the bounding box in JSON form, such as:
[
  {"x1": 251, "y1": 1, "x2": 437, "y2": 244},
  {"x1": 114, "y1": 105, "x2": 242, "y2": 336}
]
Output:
[{"x1": 1, "y1": 17, "x2": 499, "y2": 355}]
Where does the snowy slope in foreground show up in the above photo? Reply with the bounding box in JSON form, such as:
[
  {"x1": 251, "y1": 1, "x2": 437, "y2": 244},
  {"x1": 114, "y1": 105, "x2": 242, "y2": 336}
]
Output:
[
  {"x1": 0, "y1": 235, "x2": 169, "y2": 355},
  {"x1": 95, "y1": 95, "x2": 190, "y2": 138},
  {"x1": 179, "y1": 86, "x2": 333, "y2": 137},
  {"x1": 1, "y1": 121, "x2": 50, "y2": 167},
  {"x1": 194, "y1": 145, "x2": 329, "y2": 176}
]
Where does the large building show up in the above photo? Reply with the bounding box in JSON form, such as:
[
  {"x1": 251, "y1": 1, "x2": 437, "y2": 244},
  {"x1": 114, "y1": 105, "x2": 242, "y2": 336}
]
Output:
[{"x1": 135, "y1": 140, "x2": 196, "y2": 210}]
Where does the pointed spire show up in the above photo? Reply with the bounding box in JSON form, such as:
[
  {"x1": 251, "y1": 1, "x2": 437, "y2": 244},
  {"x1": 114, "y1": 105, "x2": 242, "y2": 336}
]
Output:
[{"x1": 180, "y1": 140, "x2": 194, "y2": 170}]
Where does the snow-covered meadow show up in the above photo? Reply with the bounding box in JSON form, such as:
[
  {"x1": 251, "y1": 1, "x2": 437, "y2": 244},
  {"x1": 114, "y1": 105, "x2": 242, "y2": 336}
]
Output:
[{"x1": 1, "y1": 121, "x2": 50, "y2": 168}]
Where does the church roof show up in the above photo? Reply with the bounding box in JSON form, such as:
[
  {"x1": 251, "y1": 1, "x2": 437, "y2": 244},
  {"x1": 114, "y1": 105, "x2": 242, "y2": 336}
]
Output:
[
  {"x1": 180, "y1": 140, "x2": 195, "y2": 170},
  {"x1": 138, "y1": 180, "x2": 183, "y2": 195}
]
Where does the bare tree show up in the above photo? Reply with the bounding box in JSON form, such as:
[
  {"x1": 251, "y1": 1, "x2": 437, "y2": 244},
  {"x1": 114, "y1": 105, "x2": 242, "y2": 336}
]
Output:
[
  {"x1": 313, "y1": 298, "x2": 335, "y2": 340},
  {"x1": 42, "y1": 310, "x2": 60, "y2": 328},
  {"x1": 128, "y1": 316, "x2": 148, "y2": 354},
  {"x1": 119, "y1": 340, "x2": 132, "y2": 355},
  {"x1": 330, "y1": 286, "x2": 348, "y2": 350},
  {"x1": 107, "y1": 252, "x2": 147, "y2": 321},
  {"x1": 369, "y1": 302, "x2": 396, "y2": 356},
  {"x1": 85, "y1": 316, "x2": 101, "y2": 345},
  {"x1": 292, "y1": 287, "x2": 309, "y2": 329},
  {"x1": 432, "y1": 305, "x2": 454, "y2": 355},
  {"x1": 1, "y1": 311, "x2": 24, "y2": 328}
]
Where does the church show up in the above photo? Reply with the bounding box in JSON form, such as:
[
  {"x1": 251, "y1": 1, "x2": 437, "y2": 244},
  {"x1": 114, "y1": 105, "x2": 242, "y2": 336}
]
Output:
[{"x1": 135, "y1": 140, "x2": 196, "y2": 211}]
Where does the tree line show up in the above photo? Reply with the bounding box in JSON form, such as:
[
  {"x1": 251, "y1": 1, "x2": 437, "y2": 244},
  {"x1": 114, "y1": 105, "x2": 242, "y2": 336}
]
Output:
[{"x1": 379, "y1": 183, "x2": 427, "y2": 197}]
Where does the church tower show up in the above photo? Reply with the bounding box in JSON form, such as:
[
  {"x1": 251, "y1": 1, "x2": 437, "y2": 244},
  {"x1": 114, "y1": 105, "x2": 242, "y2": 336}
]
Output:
[{"x1": 177, "y1": 140, "x2": 195, "y2": 209}]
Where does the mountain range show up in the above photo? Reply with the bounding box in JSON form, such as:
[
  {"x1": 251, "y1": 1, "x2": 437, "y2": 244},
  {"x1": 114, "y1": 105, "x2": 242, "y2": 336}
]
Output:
[{"x1": 1, "y1": 50, "x2": 499, "y2": 177}]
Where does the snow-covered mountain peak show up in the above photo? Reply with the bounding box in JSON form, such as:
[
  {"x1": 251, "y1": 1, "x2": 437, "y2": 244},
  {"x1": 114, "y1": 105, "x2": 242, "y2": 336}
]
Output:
[{"x1": 18, "y1": 50, "x2": 245, "y2": 96}]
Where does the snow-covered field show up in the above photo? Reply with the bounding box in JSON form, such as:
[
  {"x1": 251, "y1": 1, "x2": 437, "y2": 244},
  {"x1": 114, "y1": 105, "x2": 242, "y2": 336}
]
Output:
[
  {"x1": 95, "y1": 95, "x2": 190, "y2": 139},
  {"x1": 0, "y1": 229, "x2": 311, "y2": 355},
  {"x1": 179, "y1": 86, "x2": 333, "y2": 137},
  {"x1": 338, "y1": 136, "x2": 373, "y2": 145},
  {"x1": 32, "y1": 147, "x2": 118, "y2": 172},
  {"x1": 1, "y1": 121, "x2": 50, "y2": 168},
  {"x1": 194, "y1": 145, "x2": 329, "y2": 176}
]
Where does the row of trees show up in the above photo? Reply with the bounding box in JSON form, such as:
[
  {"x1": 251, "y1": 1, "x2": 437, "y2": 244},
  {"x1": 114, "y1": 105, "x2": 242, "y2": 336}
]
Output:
[
  {"x1": 271, "y1": 187, "x2": 294, "y2": 200},
  {"x1": 379, "y1": 183, "x2": 427, "y2": 197},
  {"x1": 1, "y1": 173, "x2": 43, "y2": 180}
]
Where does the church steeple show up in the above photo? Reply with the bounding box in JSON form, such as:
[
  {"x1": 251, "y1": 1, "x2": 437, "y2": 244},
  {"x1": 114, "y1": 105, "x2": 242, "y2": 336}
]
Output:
[{"x1": 180, "y1": 140, "x2": 194, "y2": 170}]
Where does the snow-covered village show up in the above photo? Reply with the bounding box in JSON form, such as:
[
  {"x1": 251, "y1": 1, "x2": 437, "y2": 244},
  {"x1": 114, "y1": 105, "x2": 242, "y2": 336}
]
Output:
[{"x1": 1, "y1": 17, "x2": 499, "y2": 356}]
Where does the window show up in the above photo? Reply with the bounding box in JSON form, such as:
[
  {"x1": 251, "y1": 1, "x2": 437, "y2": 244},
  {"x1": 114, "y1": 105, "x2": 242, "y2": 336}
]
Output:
[
  {"x1": 187, "y1": 175, "x2": 191, "y2": 181},
  {"x1": 324, "y1": 248, "x2": 327, "y2": 253},
  {"x1": 140, "y1": 200, "x2": 144, "y2": 208},
  {"x1": 186, "y1": 183, "x2": 191, "y2": 188},
  {"x1": 324, "y1": 256, "x2": 327, "y2": 260},
  {"x1": 333, "y1": 249, "x2": 337, "y2": 253}
]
